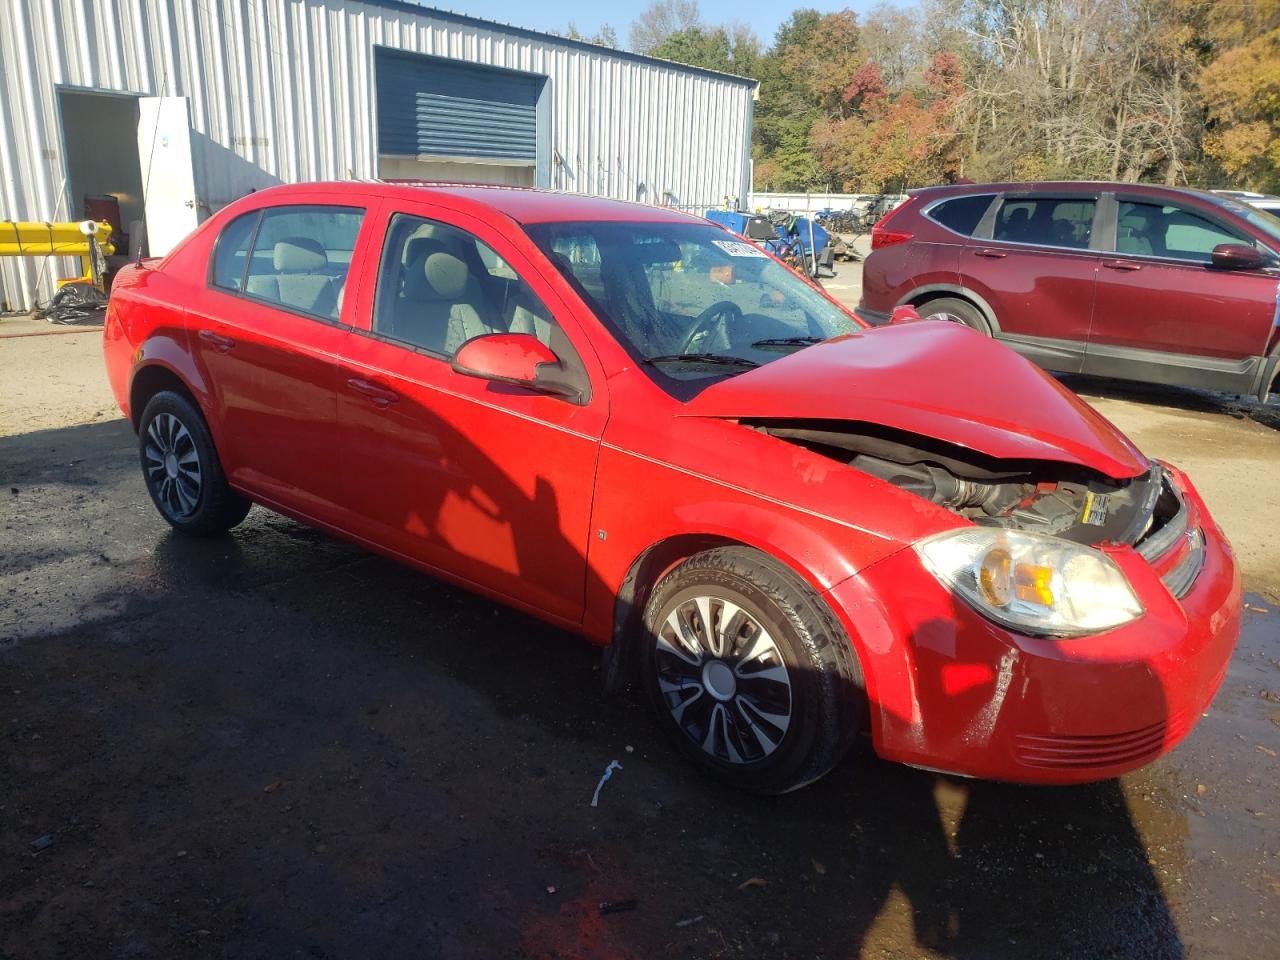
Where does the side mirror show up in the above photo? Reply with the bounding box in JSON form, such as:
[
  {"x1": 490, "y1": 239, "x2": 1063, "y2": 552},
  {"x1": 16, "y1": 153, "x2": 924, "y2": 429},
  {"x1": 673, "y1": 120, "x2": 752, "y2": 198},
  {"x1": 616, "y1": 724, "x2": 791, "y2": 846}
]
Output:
[
  {"x1": 889, "y1": 305, "x2": 922, "y2": 324},
  {"x1": 1210, "y1": 242, "x2": 1268, "y2": 271},
  {"x1": 451, "y1": 333, "x2": 582, "y2": 401}
]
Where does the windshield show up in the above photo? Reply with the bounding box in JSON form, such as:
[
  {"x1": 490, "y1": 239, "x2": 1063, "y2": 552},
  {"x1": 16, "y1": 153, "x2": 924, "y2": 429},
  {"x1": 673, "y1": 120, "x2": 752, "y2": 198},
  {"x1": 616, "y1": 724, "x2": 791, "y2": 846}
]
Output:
[{"x1": 524, "y1": 220, "x2": 859, "y2": 383}]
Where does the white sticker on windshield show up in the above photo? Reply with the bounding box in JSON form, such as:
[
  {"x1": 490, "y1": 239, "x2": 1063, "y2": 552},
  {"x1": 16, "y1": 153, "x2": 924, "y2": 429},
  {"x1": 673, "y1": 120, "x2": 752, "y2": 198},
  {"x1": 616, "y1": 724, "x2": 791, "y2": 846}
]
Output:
[{"x1": 712, "y1": 239, "x2": 768, "y2": 259}]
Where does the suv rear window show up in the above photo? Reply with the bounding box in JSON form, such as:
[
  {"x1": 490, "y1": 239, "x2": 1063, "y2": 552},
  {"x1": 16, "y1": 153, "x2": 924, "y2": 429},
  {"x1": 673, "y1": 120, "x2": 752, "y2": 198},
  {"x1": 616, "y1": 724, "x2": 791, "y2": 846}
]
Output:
[
  {"x1": 993, "y1": 197, "x2": 1096, "y2": 250},
  {"x1": 927, "y1": 194, "x2": 994, "y2": 236}
]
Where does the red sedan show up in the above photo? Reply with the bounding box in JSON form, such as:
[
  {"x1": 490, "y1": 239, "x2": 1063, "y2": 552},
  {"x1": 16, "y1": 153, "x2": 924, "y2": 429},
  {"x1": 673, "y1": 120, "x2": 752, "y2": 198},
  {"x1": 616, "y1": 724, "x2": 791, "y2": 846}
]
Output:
[{"x1": 103, "y1": 183, "x2": 1239, "y2": 792}]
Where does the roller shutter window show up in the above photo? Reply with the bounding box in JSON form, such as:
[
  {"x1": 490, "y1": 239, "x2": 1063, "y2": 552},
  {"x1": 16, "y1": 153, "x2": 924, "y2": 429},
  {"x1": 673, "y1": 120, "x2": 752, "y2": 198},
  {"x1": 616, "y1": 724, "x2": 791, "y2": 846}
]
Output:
[{"x1": 376, "y1": 49, "x2": 540, "y2": 164}]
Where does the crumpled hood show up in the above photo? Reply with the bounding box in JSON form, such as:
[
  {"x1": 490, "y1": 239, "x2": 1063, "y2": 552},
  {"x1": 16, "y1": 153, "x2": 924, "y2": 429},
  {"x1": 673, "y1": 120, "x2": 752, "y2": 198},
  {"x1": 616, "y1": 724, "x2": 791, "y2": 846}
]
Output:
[{"x1": 681, "y1": 321, "x2": 1148, "y2": 479}]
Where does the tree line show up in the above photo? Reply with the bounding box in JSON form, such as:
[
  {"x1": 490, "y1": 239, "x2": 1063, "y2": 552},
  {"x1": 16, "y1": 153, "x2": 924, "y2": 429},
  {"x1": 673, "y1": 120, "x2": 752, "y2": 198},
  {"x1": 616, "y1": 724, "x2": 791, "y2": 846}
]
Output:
[{"x1": 573, "y1": 1, "x2": 1280, "y2": 195}]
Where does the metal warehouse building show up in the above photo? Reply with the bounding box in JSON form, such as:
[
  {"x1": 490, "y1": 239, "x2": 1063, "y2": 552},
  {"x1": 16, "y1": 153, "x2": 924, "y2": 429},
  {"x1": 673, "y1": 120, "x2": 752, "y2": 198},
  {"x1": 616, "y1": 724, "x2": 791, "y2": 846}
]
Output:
[{"x1": 0, "y1": 0, "x2": 756, "y2": 311}]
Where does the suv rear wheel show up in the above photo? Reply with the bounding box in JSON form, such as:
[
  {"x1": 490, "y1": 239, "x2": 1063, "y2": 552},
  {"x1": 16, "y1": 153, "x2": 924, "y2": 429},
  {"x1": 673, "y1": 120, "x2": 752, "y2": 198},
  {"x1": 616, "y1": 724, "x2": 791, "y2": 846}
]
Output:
[
  {"x1": 641, "y1": 546, "x2": 864, "y2": 793},
  {"x1": 918, "y1": 296, "x2": 990, "y2": 334}
]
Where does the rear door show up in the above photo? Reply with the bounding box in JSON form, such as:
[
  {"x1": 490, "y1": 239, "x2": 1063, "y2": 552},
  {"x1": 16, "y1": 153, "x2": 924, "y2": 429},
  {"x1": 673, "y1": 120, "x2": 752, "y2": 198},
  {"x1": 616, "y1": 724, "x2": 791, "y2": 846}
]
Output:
[
  {"x1": 1087, "y1": 195, "x2": 1279, "y2": 372},
  {"x1": 961, "y1": 192, "x2": 1104, "y2": 372},
  {"x1": 188, "y1": 199, "x2": 374, "y2": 524}
]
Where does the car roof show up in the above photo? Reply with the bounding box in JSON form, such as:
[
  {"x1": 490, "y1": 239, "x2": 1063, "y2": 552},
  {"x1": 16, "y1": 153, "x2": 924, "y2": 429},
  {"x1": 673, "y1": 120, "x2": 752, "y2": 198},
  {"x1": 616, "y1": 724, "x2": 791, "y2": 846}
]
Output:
[
  {"x1": 907, "y1": 181, "x2": 1239, "y2": 202},
  {"x1": 241, "y1": 180, "x2": 707, "y2": 226}
]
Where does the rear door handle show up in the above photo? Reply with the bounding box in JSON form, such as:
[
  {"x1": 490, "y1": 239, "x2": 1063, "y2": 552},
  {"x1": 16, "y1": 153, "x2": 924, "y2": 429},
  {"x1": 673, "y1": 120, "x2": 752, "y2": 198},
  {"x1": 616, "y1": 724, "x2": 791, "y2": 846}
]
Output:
[
  {"x1": 1102, "y1": 260, "x2": 1142, "y2": 272},
  {"x1": 346, "y1": 377, "x2": 399, "y2": 408},
  {"x1": 198, "y1": 329, "x2": 236, "y2": 352},
  {"x1": 974, "y1": 248, "x2": 1007, "y2": 259}
]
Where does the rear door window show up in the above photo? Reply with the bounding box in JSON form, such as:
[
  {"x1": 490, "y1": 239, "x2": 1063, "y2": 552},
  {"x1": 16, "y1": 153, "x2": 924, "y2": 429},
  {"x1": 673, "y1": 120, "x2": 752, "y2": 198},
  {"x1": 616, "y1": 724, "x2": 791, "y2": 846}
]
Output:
[
  {"x1": 1115, "y1": 201, "x2": 1246, "y2": 262},
  {"x1": 235, "y1": 205, "x2": 365, "y2": 321},
  {"x1": 927, "y1": 194, "x2": 995, "y2": 236},
  {"x1": 992, "y1": 197, "x2": 1096, "y2": 249}
]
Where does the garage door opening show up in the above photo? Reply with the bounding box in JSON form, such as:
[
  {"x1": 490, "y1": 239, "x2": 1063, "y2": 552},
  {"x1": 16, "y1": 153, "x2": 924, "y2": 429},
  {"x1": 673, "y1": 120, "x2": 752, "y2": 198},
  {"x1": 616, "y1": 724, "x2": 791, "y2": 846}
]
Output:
[
  {"x1": 375, "y1": 49, "x2": 547, "y2": 187},
  {"x1": 57, "y1": 89, "x2": 145, "y2": 258},
  {"x1": 58, "y1": 89, "x2": 199, "y2": 261}
]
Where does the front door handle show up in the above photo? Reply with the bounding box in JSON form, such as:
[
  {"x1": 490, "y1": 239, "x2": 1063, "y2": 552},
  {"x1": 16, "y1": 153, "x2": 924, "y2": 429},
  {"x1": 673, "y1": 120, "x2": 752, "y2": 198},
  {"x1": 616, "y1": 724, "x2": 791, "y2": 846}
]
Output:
[
  {"x1": 974, "y1": 248, "x2": 1007, "y2": 259},
  {"x1": 1102, "y1": 260, "x2": 1142, "y2": 272},
  {"x1": 346, "y1": 377, "x2": 399, "y2": 408},
  {"x1": 198, "y1": 329, "x2": 236, "y2": 352}
]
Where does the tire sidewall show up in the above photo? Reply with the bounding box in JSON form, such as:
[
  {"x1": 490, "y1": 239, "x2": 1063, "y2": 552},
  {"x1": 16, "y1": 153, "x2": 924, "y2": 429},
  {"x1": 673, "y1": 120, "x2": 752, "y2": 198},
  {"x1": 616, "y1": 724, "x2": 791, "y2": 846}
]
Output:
[
  {"x1": 919, "y1": 297, "x2": 990, "y2": 335},
  {"x1": 138, "y1": 391, "x2": 221, "y2": 532},
  {"x1": 641, "y1": 561, "x2": 836, "y2": 793}
]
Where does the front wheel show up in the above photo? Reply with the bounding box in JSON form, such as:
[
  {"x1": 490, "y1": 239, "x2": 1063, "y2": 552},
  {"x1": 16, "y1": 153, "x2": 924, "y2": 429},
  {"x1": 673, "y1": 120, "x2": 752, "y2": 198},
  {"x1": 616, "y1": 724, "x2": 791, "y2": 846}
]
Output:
[
  {"x1": 138, "y1": 390, "x2": 250, "y2": 536},
  {"x1": 641, "y1": 547, "x2": 865, "y2": 793}
]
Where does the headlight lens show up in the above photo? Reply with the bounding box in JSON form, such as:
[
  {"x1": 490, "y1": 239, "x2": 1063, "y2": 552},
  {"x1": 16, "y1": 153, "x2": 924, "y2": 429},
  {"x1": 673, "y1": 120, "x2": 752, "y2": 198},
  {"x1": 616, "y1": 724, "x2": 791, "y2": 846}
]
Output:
[{"x1": 915, "y1": 529, "x2": 1143, "y2": 637}]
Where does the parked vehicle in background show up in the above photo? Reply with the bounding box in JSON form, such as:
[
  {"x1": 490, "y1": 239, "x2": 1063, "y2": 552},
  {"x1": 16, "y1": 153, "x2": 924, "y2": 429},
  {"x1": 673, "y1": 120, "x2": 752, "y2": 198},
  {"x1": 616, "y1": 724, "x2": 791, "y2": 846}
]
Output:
[
  {"x1": 858, "y1": 181, "x2": 1280, "y2": 402},
  {"x1": 1212, "y1": 190, "x2": 1280, "y2": 217},
  {"x1": 105, "y1": 182, "x2": 1239, "y2": 793}
]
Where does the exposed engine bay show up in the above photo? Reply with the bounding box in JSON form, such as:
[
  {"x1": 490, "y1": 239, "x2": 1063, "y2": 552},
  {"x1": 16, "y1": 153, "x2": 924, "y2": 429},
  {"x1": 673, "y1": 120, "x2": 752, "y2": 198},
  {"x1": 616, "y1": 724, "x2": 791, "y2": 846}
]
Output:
[{"x1": 750, "y1": 420, "x2": 1175, "y2": 547}]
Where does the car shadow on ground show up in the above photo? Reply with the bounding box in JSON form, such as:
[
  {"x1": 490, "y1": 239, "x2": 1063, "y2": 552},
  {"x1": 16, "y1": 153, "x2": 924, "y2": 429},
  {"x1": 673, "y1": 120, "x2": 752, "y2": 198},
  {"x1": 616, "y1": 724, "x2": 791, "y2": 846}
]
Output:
[
  {"x1": 1, "y1": 417, "x2": 1184, "y2": 959},
  {"x1": 1056, "y1": 372, "x2": 1280, "y2": 432}
]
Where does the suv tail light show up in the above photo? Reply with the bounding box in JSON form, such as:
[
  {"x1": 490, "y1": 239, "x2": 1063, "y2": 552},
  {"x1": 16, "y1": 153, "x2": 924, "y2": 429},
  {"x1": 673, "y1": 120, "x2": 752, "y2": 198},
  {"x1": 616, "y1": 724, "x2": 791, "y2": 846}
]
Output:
[{"x1": 870, "y1": 201, "x2": 914, "y2": 250}]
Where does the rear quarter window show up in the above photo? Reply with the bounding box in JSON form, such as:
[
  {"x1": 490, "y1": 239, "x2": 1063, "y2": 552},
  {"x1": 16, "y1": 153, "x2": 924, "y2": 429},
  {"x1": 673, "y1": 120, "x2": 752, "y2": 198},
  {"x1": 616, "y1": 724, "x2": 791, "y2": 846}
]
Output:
[
  {"x1": 210, "y1": 212, "x2": 258, "y2": 291},
  {"x1": 926, "y1": 194, "x2": 995, "y2": 236}
]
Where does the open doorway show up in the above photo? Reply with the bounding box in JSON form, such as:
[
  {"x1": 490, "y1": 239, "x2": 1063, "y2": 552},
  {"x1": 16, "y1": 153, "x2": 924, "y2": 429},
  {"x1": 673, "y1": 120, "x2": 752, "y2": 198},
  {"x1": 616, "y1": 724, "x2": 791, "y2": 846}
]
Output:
[{"x1": 57, "y1": 89, "x2": 145, "y2": 262}]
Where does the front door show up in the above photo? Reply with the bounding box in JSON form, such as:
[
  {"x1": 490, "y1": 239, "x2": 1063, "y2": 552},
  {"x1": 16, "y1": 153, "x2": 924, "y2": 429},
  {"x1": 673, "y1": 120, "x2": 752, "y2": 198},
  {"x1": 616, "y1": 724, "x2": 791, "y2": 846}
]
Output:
[
  {"x1": 962, "y1": 193, "x2": 1104, "y2": 372},
  {"x1": 1087, "y1": 196, "x2": 1279, "y2": 372},
  {"x1": 334, "y1": 200, "x2": 608, "y2": 623}
]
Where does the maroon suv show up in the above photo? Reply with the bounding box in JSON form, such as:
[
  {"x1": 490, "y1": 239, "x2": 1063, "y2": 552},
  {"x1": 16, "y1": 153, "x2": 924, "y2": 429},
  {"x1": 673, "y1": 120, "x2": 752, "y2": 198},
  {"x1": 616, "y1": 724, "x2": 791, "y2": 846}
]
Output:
[{"x1": 857, "y1": 182, "x2": 1280, "y2": 401}]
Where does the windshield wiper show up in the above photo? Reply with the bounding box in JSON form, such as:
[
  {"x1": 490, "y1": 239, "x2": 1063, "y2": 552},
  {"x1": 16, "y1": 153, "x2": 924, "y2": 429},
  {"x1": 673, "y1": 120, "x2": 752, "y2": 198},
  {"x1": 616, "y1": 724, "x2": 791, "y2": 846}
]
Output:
[
  {"x1": 749, "y1": 336, "x2": 824, "y2": 349},
  {"x1": 643, "y1": 353, "x2": 759, "y2": 368}
]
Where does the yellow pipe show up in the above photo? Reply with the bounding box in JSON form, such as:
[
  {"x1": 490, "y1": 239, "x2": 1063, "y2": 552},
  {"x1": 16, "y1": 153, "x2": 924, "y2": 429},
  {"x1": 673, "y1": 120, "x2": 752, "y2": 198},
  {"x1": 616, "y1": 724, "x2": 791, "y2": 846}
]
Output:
[{"x1": 0, "y1": 220, "x2": 116, "y2": 257}]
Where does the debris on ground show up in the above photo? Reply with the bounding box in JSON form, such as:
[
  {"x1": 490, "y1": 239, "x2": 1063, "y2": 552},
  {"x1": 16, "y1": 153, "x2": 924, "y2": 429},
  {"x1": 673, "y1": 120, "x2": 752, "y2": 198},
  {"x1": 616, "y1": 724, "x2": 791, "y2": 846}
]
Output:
[
  {"x1": 35, "y1": 283, "x2": 108, "y2": 326},
  {"x1": 675, "y1": 915, "x2": 704, "y2": 928},
  {"x1": 1197, "y1": 784, "x2": 1208, "y2": 796},
  {"x1": 30, "y1": 835, "x2": 53, "y2": 852},
  {"x1": 812, "y1": 859, "x2": 827, "y2": 875},
  {"x1": 737, "y1": 877, "x2": 767, "y2": 890},
  {"x1": 589, "y1": 760, "x2": 622, "y2": 808},
  {"x1": 598, "y1": 899, "x2": 638, "y2": 915},
  {"x1": 1256, "y1": 745, "x2": 1277, "y2": 758}
]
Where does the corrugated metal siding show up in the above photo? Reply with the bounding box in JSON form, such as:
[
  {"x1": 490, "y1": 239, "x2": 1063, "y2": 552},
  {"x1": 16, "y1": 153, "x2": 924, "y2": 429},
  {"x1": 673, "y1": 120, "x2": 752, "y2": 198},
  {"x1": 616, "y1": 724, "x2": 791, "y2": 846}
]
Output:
[
  {"x1": 375, "y1": 49, "x2": 539, "y2": 162},
  {"x1": 0, "y1": 0, "x2": 755, "y2": 311}
]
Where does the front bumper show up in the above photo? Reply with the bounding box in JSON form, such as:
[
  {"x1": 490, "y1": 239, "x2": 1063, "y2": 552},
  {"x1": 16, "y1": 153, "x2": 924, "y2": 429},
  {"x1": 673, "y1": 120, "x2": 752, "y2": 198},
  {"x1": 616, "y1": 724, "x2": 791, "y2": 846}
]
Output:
[{"x1": 824, "y1": 468, "x2": 1240, "y2": 784}]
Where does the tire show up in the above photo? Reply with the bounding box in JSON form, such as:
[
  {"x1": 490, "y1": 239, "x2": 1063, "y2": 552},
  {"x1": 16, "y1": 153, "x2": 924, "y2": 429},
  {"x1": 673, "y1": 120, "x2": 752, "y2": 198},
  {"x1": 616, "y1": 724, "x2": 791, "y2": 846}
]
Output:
[
  {"x1": 917, "y1": 296, "x2": 991, "y2": 334},
  {"x1": 640, "y1": 546, "x2": 865, "y2": 794},
  {"x1": 137, "y1": 390, "x2": 250, "y2": 536}
]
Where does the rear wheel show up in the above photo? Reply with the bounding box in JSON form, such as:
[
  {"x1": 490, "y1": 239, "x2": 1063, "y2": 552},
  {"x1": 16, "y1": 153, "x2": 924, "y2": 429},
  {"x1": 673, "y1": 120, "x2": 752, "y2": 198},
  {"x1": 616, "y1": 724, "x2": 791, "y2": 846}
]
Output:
[
  {"x1": 641, "y1": 547, "x2": 864, "y2": 794},
  {"x1": 917, "y1": 296, "x2": 990, "y2": 334},
  {"x1": 138, "y1": 391, "x2": 250, "y2": 536}
]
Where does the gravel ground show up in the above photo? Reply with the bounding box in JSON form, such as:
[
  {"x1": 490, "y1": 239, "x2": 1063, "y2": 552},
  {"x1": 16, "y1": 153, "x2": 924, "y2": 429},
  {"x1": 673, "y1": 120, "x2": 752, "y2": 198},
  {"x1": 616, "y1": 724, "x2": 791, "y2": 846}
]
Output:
[{"x1": 2, "y1": 284, "x2": 1277, "y2": 959}]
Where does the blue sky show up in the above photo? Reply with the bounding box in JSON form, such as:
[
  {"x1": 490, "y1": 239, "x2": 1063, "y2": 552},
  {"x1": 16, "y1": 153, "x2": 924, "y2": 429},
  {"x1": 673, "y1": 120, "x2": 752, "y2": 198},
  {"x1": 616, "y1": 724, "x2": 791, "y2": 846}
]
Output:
[{"x1": 429, "y1": 2, "x2": 887, "y2": 48}]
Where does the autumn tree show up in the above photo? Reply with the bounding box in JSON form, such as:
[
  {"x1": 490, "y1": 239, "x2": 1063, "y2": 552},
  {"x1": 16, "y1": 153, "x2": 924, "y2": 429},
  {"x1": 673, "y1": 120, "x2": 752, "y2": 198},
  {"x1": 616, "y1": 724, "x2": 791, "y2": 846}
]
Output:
[
  {"x1": 629, "y1": 0, "x2": 702, "y2": 54},
  {"x1": 1198, "y1": 0, "x2": 1280, "y2": 191},
  {"x1": 648, "y1": 24, "x2": 760, "y2": 76}
]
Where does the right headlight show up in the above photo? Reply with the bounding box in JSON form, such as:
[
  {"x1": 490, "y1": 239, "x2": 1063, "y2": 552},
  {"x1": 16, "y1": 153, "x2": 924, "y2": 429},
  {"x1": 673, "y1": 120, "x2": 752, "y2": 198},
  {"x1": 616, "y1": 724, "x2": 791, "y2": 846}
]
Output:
[{"x1": 915, "y1": 528, "x2": 1144, "y2": 637}]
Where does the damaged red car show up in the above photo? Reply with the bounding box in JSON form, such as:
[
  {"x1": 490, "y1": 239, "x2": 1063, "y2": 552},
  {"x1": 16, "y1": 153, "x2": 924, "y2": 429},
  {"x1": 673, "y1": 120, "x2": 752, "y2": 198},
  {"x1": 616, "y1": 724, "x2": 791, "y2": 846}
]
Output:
[{"x1": 103, "y1": 183, "x2": 1240, "y2": 793}]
